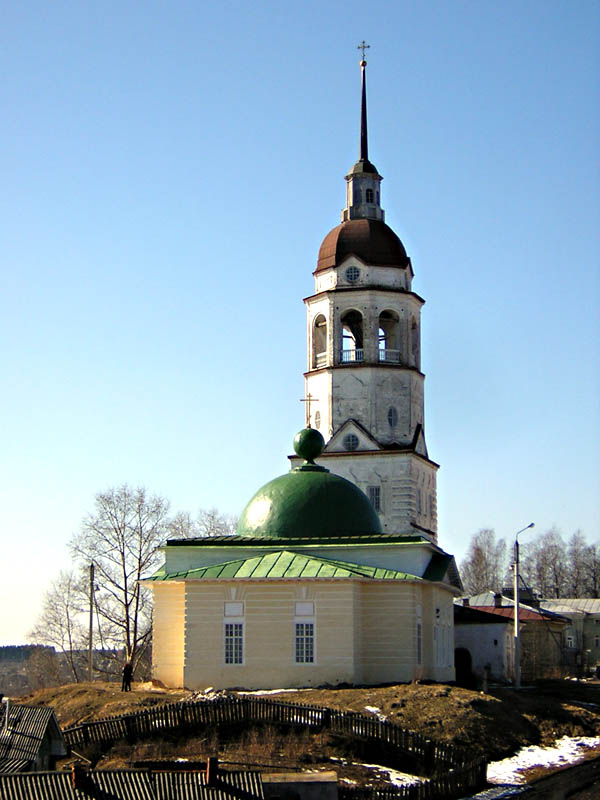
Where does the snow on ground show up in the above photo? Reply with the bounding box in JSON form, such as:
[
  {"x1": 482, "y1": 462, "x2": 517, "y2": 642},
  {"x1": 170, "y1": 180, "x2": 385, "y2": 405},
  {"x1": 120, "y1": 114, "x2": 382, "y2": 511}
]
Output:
[
  {"x1": 330, "y1": 756, "x2": 424, "y2": 787},
  {"x1": 487, "y1": 736, "x2": 600, "y2": 785},
  {"x1": 364, "y1": 705, "x2": 387, "y2": 721},
  {"x1": 236, "y1": 688, "x2": 305, "y2": 695}
]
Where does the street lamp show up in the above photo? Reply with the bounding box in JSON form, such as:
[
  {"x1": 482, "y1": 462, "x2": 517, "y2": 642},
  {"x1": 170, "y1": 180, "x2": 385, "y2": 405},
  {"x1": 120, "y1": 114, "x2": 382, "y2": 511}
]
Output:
[{"x1": 513, "y1": 522, "x2": 535, "y2": 689}]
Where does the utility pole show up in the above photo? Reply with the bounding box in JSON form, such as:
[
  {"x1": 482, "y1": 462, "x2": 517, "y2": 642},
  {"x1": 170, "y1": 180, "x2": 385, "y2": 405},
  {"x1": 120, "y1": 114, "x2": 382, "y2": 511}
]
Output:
[
  {"x1": 513, "y1": 523, "x2": 535, "y2": 689},
  {"x1": 89, "y1": 562, "x2": 94, "y2": 682}
]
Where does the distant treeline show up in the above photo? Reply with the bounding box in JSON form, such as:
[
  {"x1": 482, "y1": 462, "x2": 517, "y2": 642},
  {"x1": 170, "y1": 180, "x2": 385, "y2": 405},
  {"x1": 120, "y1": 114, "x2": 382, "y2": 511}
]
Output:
[{"x1": 0, "y1": 645, "x2": 54, "y2": 662}]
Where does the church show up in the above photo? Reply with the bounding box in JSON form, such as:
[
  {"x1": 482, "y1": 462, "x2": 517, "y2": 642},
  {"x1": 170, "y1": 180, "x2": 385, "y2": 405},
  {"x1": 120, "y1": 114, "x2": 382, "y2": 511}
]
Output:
[{"x1": 145, "y1": 55, "x2": 462, "y2": 690}]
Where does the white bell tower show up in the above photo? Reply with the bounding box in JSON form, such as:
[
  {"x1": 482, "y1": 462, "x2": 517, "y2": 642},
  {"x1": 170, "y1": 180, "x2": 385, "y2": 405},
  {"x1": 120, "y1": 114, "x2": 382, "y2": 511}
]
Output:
[{"x1": 292, "y1": 55, "x2": 439, "y2": 542}]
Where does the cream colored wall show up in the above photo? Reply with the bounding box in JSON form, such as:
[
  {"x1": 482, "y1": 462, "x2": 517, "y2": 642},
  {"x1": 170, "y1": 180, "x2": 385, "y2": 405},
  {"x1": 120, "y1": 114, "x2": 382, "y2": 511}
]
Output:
[
  {"x1": 152, "y1": 578, "x2": 456, "y2": 690},
  {"x1": 356, "y1": 581, "x2": 418, "y2": 684},
  {"x1": 182, "y1": 581, "x2": 357, "y2": 690},
  {"x1": 152, "y1": 583, "x2": 185, "y2": 687}
]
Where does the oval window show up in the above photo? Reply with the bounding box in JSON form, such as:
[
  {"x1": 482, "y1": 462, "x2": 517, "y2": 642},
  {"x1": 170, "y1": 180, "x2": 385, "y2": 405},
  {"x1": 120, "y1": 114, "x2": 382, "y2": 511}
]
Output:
[
  {"x1": 388, "y1": 407, "x2": 398, "y2": 427},
  {"x1": 343, "y1": 433, "x2": 359, "y2": 451},
  {"x1": 314, "y1": 411, "x2": 321, "y2": 429},
  {"x1": 345, "y1": 266, "x2": 360, "y2": 282}
]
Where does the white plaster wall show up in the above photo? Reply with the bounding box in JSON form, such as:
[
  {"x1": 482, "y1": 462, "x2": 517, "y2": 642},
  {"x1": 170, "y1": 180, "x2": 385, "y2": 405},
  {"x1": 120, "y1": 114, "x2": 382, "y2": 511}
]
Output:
[
  {"x1": 304, "y1": 450, "x2": 438, "y2": 537},
  {"x1": 162, "y1": 542, "x2": 435, "y2": 578},
  {"x1": 454, "y1": 622, "x2": 512, "y2": 681},
  {"x1": 314, "y1": 262, "x2": 412, "y2": 293}
]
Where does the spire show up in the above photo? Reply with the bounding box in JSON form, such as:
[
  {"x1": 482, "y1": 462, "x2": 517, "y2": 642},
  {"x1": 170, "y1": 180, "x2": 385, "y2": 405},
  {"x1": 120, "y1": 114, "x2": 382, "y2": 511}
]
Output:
[
  {"x1": 360, "y1": 55, "x2": 368, "y2": 161},
  {"x1": 341, "y1": 45, "x2": 384, "y2": 223}
]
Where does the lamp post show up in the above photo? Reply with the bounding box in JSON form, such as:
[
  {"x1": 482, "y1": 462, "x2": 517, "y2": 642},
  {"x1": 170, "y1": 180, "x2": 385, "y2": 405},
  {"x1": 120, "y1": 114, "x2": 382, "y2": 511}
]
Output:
[{"x1": 513, "y1": 523, "x2": 535, "y2": 689}]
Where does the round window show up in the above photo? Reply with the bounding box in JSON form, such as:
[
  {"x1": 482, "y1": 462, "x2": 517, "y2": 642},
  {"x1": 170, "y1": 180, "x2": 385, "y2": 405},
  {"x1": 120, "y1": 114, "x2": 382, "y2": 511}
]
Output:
[
  {"x1": 314, "y1": 411, "x2": 321, "y2": 429},
  {"x1": 345, "y1": 266, "x2": 360, "y2": 282},
  {"x1": 388, "y1": 407, "x2": 398, "y2": 427},
  {"x1": 343, "y1": 433, "x2": 359, "y2": 451}
]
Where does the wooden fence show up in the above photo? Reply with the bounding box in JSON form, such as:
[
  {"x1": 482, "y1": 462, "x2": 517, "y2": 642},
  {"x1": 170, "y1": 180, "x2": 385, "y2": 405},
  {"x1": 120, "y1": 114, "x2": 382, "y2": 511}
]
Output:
[{"x1": 63, "y1": 695, "x2": 487, "y2": 800}]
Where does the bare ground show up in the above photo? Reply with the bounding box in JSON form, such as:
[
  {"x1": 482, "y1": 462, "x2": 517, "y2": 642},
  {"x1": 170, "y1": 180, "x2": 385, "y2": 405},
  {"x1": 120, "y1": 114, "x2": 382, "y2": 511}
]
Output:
[{"x1": 17, "y1": 679, "x2": 600, "y2": 766}]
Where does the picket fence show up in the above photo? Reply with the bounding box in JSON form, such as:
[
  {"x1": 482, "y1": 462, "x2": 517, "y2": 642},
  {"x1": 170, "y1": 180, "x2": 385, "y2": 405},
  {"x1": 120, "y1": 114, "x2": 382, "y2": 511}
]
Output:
[{"x1": 63, "y1": 695, "x2": 487, "y2": 800}]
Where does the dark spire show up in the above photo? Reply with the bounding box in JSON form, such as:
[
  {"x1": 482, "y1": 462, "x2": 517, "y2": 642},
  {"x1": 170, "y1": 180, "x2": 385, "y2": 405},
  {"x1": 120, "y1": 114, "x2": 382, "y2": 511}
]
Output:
[{"x1": 360, "y1": 58, "x2": 368, "y2": 161}]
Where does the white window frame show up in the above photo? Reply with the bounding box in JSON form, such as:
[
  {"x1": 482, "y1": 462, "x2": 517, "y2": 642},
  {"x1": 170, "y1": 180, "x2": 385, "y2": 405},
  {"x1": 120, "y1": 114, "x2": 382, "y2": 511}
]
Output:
[
  {"x1": 224, "y1": 617, "x2": 244, "y2": 665},
  {"x1": 367, "y1": 485, "x2": 381, "y2": 512},
  {"x1": 294, "y1": 603, "x2": 315, "y2": 665}
]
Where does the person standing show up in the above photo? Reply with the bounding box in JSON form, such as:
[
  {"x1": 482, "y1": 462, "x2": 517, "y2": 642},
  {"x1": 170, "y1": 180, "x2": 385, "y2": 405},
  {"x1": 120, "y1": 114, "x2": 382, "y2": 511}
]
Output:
[{"x1": 121, "y1": 662, "x2": 133, "y2": 692}]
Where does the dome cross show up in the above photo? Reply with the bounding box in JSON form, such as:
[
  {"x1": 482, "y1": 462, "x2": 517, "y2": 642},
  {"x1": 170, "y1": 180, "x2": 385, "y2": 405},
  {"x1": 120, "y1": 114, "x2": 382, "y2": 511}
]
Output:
[{"x1": 357, "y1": 40, "x2": 370, "y2": 60}]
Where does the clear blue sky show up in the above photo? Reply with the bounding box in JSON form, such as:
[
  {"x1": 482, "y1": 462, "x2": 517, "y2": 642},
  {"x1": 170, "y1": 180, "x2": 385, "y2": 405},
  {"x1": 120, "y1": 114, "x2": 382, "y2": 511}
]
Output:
[{"x1": 1, "y1": 1, "x2": 598, "y2": 645}]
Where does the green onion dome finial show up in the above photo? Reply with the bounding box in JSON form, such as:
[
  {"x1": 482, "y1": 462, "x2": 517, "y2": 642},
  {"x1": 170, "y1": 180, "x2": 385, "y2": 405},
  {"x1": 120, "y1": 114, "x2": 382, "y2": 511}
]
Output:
[{"x1": 293, "y1": 427, "x2": 325, "y2": 466}]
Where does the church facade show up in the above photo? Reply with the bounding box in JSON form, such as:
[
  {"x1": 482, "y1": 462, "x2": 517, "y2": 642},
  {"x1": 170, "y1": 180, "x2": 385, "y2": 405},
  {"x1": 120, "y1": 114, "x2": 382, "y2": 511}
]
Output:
[{"x1": 146, "y1": 57, "x2": 461, "y2": 691}]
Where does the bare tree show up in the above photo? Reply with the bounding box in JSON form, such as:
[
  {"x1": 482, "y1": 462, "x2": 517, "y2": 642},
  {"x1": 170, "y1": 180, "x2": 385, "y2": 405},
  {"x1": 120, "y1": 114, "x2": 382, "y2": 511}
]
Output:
[
  {"x1": 567, "y1": 531, "x2": 588, "y2": 596},
  {"x1": 70, "y1": 484, "x2": 170, "y2": 671},
  {"x1": 521, "y1": 528, "x2": 568, "y2": 598},
  {"x1": 27, "y1": 647, "x2": 62, "y2": 689},
  {"x1": 584, "y1": 542, "x2": 600, "y2": 597},
  {"x1": 460, "y1": 529, "x2": 507, "y2": 594},
  {"x1": 168, "y1": 507, "x2": 238, "y2": 539},
  {"x1": 29, "y1": 571, "x2": 87, "y2": 682},
  {"x1": 197, "y1": 507, "x2": 237, "y2": 537}
]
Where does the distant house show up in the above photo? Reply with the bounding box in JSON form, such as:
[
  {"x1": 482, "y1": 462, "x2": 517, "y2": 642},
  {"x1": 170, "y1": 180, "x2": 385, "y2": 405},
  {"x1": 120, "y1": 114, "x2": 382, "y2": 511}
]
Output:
[
  {"x1": 453, "y1": 604, "x2": 514, "y2": 685},
  {"x1": 0, "y1": 763, "x2": 275, "y2": 800},
  {"x1": 0, "y1": 701, "x2": 67, "y2": 773},
  {"x1": 539, "y1": 599, "x2": 600, "y2": 676},
  {"x1": 455, "y1": 593, "x2": 569, "y2": 682}
]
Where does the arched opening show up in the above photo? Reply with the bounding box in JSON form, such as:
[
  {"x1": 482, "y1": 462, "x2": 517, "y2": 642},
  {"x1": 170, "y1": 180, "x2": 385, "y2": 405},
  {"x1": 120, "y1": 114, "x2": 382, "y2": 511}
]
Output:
[
  {"x1": 378, "y1": 310, "x2": 400, "y2": 363},
  {"x1": 455, "y1": 647, "x2": 476, "y2": 688},
  {"x1": 312, "y1": 314, "x2": 327, "y2": 368},
  {"x1": 340, "y1": 310, "x2": 364, "y2": 363}
]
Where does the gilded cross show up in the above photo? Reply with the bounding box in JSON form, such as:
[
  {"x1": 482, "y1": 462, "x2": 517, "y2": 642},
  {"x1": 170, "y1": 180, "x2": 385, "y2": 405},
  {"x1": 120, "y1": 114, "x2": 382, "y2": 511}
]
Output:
[
  {"x1": 357, "y1": 40, "x2": 370, "y2": 60},
  {"x1": 300, "y1": 393, "x2": 318, "y2": 427}
]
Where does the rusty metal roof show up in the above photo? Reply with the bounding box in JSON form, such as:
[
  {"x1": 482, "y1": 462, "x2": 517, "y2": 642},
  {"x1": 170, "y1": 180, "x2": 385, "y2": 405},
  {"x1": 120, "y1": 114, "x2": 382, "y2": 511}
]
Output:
[
  {"x1": 0, "y1": 705, "x2": 66, "y2": 770},
  {"x1": 316, "y1": 218, "x2": 408, "y2": 272}
]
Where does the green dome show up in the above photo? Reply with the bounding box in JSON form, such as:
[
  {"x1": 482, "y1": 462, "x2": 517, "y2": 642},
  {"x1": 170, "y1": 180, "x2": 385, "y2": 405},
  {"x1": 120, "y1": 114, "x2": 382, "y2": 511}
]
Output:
[{"x1": 236, "y1": 429, "x2": 382, "y2": 539}]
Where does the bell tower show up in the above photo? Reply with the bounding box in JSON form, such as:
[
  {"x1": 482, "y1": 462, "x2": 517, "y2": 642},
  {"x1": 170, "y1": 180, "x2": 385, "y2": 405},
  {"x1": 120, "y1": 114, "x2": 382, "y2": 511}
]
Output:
[{"x1": 293, "y1": 54, "x2": 439, "y2": 542}]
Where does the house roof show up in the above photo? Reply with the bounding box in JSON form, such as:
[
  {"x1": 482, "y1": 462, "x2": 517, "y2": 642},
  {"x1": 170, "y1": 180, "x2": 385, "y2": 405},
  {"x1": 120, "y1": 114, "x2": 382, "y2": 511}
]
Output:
[
  {"x1": 541, "y1": 598, "x2": 600, "y2": 614},
  {"x1": 147, "y1": 550, "x2": 422, "y2": 583},
  {"x1": 0, "y1": 705, "x2": 66, "y2": 770},
  {"x1": 0, "y1": 768, "x2": 265, "y2": 800},
  {"x1": 469, "y1": 606, "x2": 568, "y2": 623}
]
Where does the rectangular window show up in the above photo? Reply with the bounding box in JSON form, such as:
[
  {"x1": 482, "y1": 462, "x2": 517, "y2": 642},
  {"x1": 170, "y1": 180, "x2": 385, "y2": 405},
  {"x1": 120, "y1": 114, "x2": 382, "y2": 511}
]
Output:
[
  {"x1": 295, "y1": 622, "x2": 314, "y2": 663},
  {"x1": 367, "y1": 486, "x2": 381, "y2": 512},
  {"x1": 224, "y1": 623, "x2": 243, "y2": 664},
  {"x1": 416, "y1": 622, "x2": 422, "y2": 665},
  {"x1": 595, "y1": 636, "x2": 599, "y2": 649}
]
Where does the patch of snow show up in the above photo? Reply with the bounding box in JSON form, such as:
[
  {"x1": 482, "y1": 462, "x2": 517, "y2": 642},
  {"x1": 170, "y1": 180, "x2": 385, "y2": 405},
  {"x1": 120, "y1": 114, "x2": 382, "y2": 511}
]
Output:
[
  {"x1": 364, "y1": 705, "x2": 387, "y2": 721},
  {"x1": 237, "y1": 688, "x2": 303, "y2": 695},
  {"x1": 329, "y1": 756, "x2": 422, "y2": 787},
  {"x1": 487, "y1": 736, "x2": 600, "y2": 785}
]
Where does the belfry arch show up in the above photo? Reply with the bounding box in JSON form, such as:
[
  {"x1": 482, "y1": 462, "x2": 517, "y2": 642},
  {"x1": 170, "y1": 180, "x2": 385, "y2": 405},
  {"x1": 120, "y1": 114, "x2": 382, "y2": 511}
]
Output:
[
  {"x1": 312, "y1": 314, "x2": 328, "y2": 369},
  {"x1": 340, "y1": 309, "x2": 364, "y2": 363},
  {"x1": 378, "y1": 310, "x2": 400, "y2": 363}
]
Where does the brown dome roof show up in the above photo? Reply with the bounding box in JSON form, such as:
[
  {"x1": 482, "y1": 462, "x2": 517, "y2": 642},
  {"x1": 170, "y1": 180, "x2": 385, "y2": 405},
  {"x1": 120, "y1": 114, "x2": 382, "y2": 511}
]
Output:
[{"x1": 316, "y1": 218, "x2": 408, "y2": 273}]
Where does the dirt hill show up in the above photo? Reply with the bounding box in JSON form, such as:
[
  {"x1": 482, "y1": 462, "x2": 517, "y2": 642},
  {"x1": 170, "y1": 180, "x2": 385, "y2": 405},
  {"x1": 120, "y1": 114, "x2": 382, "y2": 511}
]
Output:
[{"x1": 16, "y1": 679, "x2": 600, "y2": 762}]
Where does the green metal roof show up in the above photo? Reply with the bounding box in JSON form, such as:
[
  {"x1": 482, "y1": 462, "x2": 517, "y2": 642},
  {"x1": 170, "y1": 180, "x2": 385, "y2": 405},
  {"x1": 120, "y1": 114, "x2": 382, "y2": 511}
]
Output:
[
  {"x1": 147, "y1": 550, "x2": 422, "y2": 583},
  {"x1": 165, "y1": 534, "x2": 429, "y2": 547}
]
